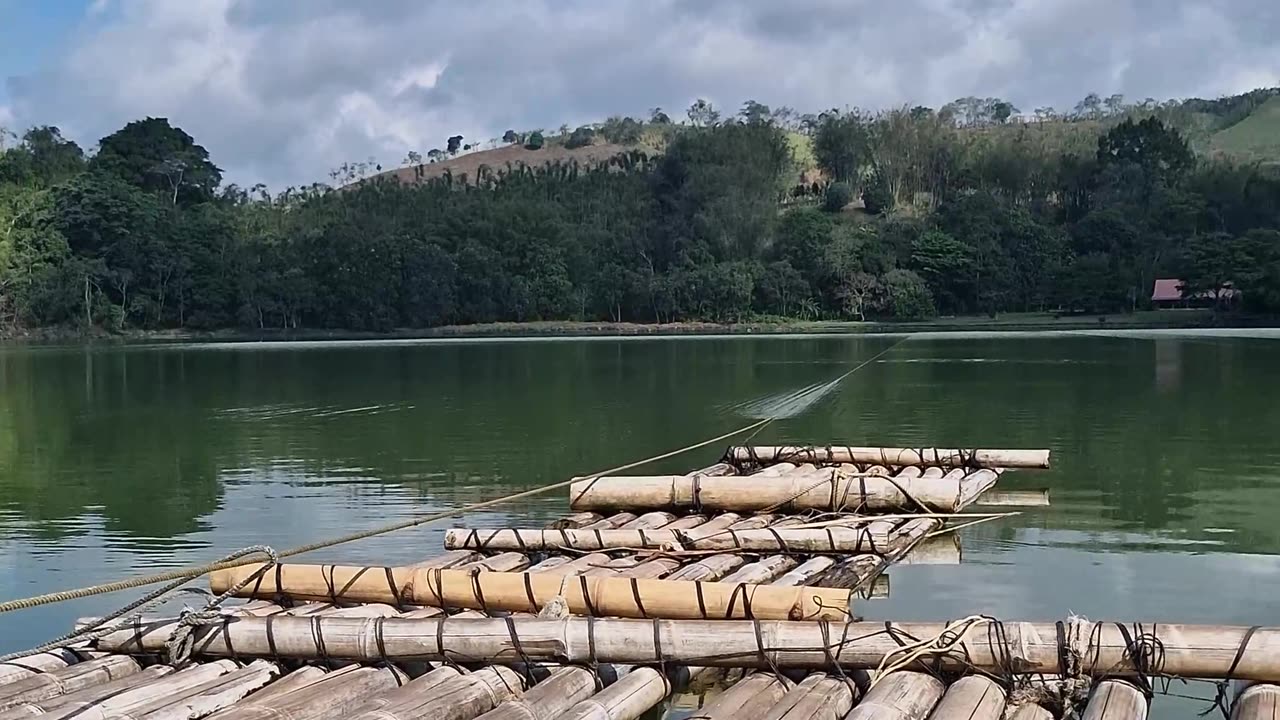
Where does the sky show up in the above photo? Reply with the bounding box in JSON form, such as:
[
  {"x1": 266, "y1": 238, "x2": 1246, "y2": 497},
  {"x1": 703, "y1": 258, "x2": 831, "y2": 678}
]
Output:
[{"x1": 1, "y1": 0, "x2": 1278, "y2": 189}]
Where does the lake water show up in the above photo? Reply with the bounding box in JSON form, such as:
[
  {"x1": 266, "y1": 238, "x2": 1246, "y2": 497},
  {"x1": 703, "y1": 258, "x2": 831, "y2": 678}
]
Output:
[{"x1": 3, "y1": 331, "x2": 1279, "y2": 717}]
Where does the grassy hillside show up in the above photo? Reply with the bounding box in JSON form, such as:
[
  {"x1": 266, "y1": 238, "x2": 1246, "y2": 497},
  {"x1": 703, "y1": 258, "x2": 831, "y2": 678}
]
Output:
[
  {"x1": 370, "y1": 88, "x2": 1280, "y2": 187},
  {"x1": 1208, "y1": 96, "x2": 1280, "y2": 165},
  {"x1": 381, "y1": 140, "x2": 649, "y2": 185}
]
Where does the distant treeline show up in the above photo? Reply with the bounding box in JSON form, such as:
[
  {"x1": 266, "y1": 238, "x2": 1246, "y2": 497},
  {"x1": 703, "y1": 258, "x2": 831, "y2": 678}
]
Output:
[{"x1": 1, "y1": 93, "x2": 1279, "y2": 332}]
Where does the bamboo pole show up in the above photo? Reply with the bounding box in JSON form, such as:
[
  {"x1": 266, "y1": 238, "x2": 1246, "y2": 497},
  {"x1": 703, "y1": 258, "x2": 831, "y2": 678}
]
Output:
[
  {"x1": 28, "y1": 661, "x2": 240, "y2": 720},
  {"x1": 0, "y1": 656, "x2": 140, "y2": 711},
  {"x1": 233, "y1": 666, "x2": 328, "y2": 705},
  {"x1": 685, "y1": 673, "x2": 790, "y2": 720},
  {"x1": 973, "y1": 490, "x2": 1051, "y2": 507},
  {"x1": 619, "y1": 512, "x2": 677, "y2": 529},
  {"x1": 1080, "y1": 680, "x2": 1147, "y2": 720},
  {"x1": 925, "y1": 676, "x2": 1005, "y2": 720},
  {"x1": 725, "y1": 447, "x2": 1051, "y2": 469},
  {"x1": 557, "y1": 668, "x2": 682, "y2": 720},
  {"x1": 204, "y1": 665, "x2": 404, "y2": 720},
  {"x1": 579, "y1": 513, "x2": 638, "y2": 530},
  {"x1": 0, "y1": 666, "x2": 175, "y2": 720},
  {"x1": 409, "y1": 551, "x2": 486, "y2": 569},
  {"x1": 136, "y1": 661, "x2": 280, "y2": 720},
  {"x1": 206, "y1": 565, "x2": 855, "y2": 620},
  {"x1": 720, "y1": 556, "x2": 798, "y2": 584},
  {"x1": 471, "y1": 666, "x2": 600, "y2": 720},
  {"x1": 567, "y1": 469, "x2": 998, "y2": 513},
  {"x1": 845, "y1": 672, "x2": 944, "y2": 720},
  {"x1": 443, "y1": 527, "x2": 896, "y2": 554},
  {"x1": 1005, "y1": 704, "x2": 1054, "y2": 720},
  {"x1": 0, "y1": 650, "x2": 85, "y2": 686},
  {"x1": 762, "y1": 672, "x2": 857, "y2": 720},
  {"x1": 95, "y1": 617, "x2": 1280, "y2": 682},
  {"x1": 349, "y1": 666, "x2": 524, "y2": 720},
  {"x1": 664, "y1": 554, "x2": 746, "y2": 582},
  {"x1": 1232, "y1": 683, "x2": 1280, "y2": 720}
]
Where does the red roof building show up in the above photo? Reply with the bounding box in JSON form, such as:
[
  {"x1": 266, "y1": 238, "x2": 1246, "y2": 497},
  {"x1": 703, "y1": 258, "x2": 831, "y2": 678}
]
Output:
[
  {"x1": 1152, "y1": 278, "x2": 1184, "y2": 302},
  {"x1": 1152, "y1": 278, "x2": 1241, "y2": 307}
]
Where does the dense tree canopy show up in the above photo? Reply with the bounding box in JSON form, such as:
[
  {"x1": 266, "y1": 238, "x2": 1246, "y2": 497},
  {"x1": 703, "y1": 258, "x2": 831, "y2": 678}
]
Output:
[{"x1": 2, "y1": 93, "x2": 1280, "y2": 335}]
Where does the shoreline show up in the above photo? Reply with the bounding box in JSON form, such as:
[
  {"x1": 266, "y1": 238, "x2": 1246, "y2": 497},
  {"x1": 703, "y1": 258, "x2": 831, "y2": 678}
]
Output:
[{"x1": 2, "y1": 310, "x2": 1271, "y2": 345}]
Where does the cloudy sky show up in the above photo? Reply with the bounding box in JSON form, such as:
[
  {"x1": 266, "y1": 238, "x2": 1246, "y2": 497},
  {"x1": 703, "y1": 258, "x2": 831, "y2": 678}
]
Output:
[{"x1": 1, "y1": 0, "x2": 1277, "y2": 189}]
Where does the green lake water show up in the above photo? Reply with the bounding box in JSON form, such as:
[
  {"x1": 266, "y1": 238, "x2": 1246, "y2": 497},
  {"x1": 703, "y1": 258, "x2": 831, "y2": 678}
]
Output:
[{"x1": 3, "y1": 330, "x2": 1280, "y2": 716}]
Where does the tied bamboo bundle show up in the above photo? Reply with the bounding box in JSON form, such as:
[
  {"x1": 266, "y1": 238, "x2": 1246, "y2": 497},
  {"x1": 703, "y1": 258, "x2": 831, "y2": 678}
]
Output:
[
  {"x1": 206, "y1": 564, "x2": 855, "y2": 621},
  {"x1": 443, "y1": 526, "x2": 895, "y2": 554},
  {"x1": 567, "y1": 468, "x2": 997, "y2": 513},
  {"x1": 724, "y1": 446, "x2": 1051, "y2": 469},
  {"x1": 94, "y1": 617, "x2": 1280, "y2": 682}
]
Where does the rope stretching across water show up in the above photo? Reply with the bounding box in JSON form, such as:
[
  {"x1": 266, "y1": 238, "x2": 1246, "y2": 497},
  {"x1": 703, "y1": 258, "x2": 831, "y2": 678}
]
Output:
[{"x1": 0, "y1": 336, "x2": 908, "y2": 619}]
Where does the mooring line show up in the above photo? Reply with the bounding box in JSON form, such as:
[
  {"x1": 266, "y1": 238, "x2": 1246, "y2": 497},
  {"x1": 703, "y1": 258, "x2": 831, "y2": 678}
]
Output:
[
  {"x1": 0, "y1": 336, "x2": 909, "y2": 616},
  {"x1": 0, "y1": 419, "x2": 767, "y2": 615}
]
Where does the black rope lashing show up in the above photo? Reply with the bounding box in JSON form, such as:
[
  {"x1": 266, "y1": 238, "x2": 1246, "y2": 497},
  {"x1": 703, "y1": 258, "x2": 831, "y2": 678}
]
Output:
[
  {"x1": 578, "y1": 576, "x2": 600, "y2": 617},
  {"x1": 629, "y1": 578, "x2": 649, "y2": 619},
  {"x1": 1200, "y1": 625, "x2": 1261, "y2": 718},
  {"x1": 383, "y1": 567, "x2": 404, "y2": 611}
]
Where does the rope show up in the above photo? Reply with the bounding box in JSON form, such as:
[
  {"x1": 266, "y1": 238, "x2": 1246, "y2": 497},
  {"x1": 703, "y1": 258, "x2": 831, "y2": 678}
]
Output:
[
  {"x1": 0, "y1": 419, "x2": 768, "y2": 617},
  {"x1": 0, "y1": 545, "x2": 279, "y2": 664}
]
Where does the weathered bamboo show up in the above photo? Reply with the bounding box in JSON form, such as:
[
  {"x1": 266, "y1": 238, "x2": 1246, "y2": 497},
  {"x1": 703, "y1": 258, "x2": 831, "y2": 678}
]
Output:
[
  {"x1": 472, "y1": 666, "x2": 599, "y2": 720},
  {"x1": 1005, "y1": 703, "x2": 1054, "y2": 720},
  {"x1": 725, "y1": 446, "x2": 1050, "y2": 469},
  {"x1": 686, "y1": 673, "x2": 790, "y2": 720},
  {"x1": 567, "y1": 469, "x2": 998, "y2": 513},
  {"x1": 896, "y1": 535, "x2": 961, "y2": 565},
  {"x1": 207, "y1": 564, "x2": 855, "y2": 620},
  {"x1": 551, "y1": 512, "x2": 606, "y2": 529},
  {"x1": 763, "y1": 672, "x2": 857, "y2": 720},
  {"x1": 350, "y1": 666, "x2": 524, "y2": 720},
  {"x1": 0, "y1": 656, "x2": 139, "y2": 711},
  {"x1": 926, "y1": 676, "x2": 1006, "y2": 720},
  {"x1": 721, "y1": 556, "x2": 798, "y2": 584},
  {"x1": 0, "y1": 666, "x2": 175, "y2": 720},
  {"x1": 136, "y1": 661, "x2": 280, "y2": 720},
  {"x1": 664, "y1": 554, "x2": 746, "y2": 582},
  {"x1": 973, "y1": 490, "x2": 1051, "y2": 507},
  {"x1": 458, "y1": 552, "x2": 532, "y2": 573},
  {"x1": 233, "y1": 666, "x2": 328, "y2": 705},
  {"x1": 444, "y1": 527, "x2": 895, "y2": 554},
  {"x1": 95, "y1": 617, "x2": 1280, "y2": 681},
  {"x1": 204, "y1": 665, "x2": 403, "y2": 720},
  {"x1": 1080, "y1": 679, "x2": 1147, "y2": 720},
  {"x1": 1232, "y1": 682, "x2": 1280, "y2": 720},
  {"x1": 557, "y1": 668, "x2": 681, "y2": 720},
  {"x1": 619, "y1": 512, "x2": 677, "y2": 529},
  {"x1": 579, "y1": 513, "x2": 638, "y2": 530},
  {"x1": 410, "y1": 550, "x2": 485, "y2": 569},
  {"x1": 0, "y1": 650, "x2": 85, "y2": 686},
  {"x1": 29, "y1": 661, "x2": 240, "y2": 720},
  {"x1": 846, "y1": 672, "x2": 944, "y2": 720}
]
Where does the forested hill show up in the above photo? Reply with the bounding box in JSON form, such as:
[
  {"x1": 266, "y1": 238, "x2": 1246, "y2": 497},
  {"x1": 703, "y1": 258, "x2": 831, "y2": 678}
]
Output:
[{"x1": 1, "y1": 90, "x2": 1279, "y2": 335}]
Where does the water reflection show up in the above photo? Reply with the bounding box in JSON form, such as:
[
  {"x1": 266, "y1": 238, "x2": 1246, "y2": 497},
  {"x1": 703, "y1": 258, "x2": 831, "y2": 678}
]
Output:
[{"x1": 1, "y1": 331, "x2": 1279, "y2": 715}]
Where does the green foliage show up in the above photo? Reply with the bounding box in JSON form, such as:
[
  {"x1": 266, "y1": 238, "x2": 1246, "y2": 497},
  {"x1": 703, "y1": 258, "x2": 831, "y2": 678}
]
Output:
[
  {"x1": 90, "y1": 118, "x2": 222, "y2": 205},
  {"x1": 599, "y1": 116, "x2": 643, "y2": 144},
  {"x1": 861, "y1": 167, "x2": 894, "y2": 214},
  {"x1": 565, "y1": 126, "x2": 595, "y2": 149},
  {"x1": 883, "y1": 269, "x2": 935, "y2": 319},
  {"x1": 822, "y1": 182, "x2": 853, "y2": 212},
  {"x1": 813, "y1": 112, "x2": 869, "y2": 183},
  {"x1": 5, "y1": 88, "x2": 1280, "y2": 336}
]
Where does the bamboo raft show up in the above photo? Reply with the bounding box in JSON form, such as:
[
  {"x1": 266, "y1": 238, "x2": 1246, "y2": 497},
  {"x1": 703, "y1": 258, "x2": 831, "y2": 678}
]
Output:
[{"x1": 2, "y1": 445, "x2": 1271, "y2": 720}]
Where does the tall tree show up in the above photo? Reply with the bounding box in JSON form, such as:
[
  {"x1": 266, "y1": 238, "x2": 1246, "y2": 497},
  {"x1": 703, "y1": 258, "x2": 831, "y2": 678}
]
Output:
[{"x1": 90, "y1": 118, "x2": 222, "y2": 204}]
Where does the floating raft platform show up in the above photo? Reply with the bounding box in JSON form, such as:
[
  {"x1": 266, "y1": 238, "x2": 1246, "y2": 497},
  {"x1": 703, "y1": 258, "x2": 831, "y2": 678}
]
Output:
[{"x1": 6, "y1": 444, "x2": 1259, "y2": 720}]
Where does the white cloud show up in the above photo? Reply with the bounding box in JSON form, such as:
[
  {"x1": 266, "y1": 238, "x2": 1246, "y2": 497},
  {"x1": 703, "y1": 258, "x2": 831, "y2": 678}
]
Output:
[{"x1": 5, "y1": 0, "x2": 1278, "y2": 189}]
